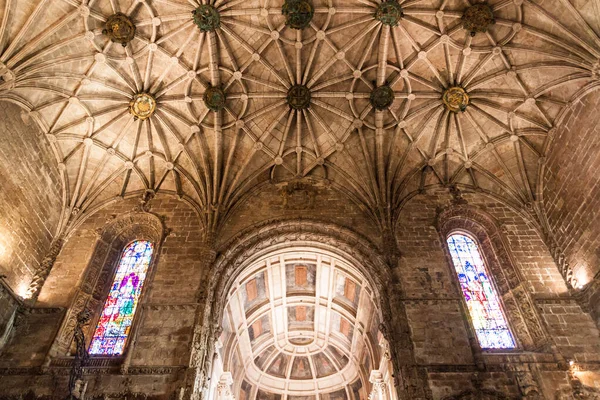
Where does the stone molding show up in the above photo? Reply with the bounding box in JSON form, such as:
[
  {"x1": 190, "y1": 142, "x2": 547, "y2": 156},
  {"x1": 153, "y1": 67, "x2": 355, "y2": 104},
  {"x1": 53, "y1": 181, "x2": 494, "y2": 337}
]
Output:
[
  {"x1": 188, "y1": 218, "x2": 420, "y2": 398},
  {"x1": 0, "y1": 365, "x2": 185, "y2": 376}
]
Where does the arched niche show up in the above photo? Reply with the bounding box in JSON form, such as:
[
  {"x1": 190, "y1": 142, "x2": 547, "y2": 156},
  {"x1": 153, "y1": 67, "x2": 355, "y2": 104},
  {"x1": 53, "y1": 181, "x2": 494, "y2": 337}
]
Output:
[
  {"x1": 192, "y1": 220, "x2": 403, "y2": 400},
  {"x1": 49, "y1": 212, "x2": 166, "y2": 360},
  {"x1": 436, "y1": 205, "x2": 549, "y2": 353}
]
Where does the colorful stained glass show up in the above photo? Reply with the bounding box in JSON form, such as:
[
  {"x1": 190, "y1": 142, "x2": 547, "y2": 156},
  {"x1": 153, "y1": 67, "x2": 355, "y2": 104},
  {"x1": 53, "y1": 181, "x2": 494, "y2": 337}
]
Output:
[
  {"x1": 447, "y1": 234, "x2": 516, "y2": 349},
  {"x1": 89, "y1": 240, "x2": 154, "y2": 356}
]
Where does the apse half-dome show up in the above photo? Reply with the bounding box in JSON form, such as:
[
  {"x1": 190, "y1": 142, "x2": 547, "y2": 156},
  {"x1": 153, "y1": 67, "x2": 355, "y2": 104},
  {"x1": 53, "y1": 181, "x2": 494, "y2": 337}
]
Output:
[{"x1": 218, "y1": 248, "x2": 385, "y2": 399}]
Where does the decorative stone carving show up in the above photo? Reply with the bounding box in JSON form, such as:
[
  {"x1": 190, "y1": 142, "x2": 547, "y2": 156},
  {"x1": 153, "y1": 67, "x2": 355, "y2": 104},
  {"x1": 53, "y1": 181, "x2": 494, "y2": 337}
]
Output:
[
  {"x1": 216, "y1": 372, "x2": 234, "y2": 400},
  {"x1": 103, "y1": 13, "x2": 136, "y2": 47},
  {"x1": 369, "y1": 370, "x2": 387, "y2": 400},
  {"x1": 443, "y1": 389, "x2": 512, "y2": 400},
  {"x1": 549, "y1": 243, "x2": 577, "y2": 289},
  {"x1": 25, "y1": 237, "x2": 64, "y2": 302},
  {"x1": 462, "y1": 4, "x2": 495, "y2": 36},
  {"x1": 68, "y1": 309, "x2": 91, "y2": 400},
  {"x1": 203, "y1": 86, "x2": 227, "y2": 112},
  {"x1": 514, "y1": 370, "x2": 541, "y2": 398},
  {"x1": 449, "y1": 185, "x2": 468, "y2": 206},
  {"x1": 129, "y1": 93, "x2": 156, "y2": 120},
  {"x1": 192, "y1": 5, "x2": 221, "y2": 32},
  {"x1": 370, "y1": 85, "x2": 395, "y2": 110},
  {"x1": 286, "y1": 84, "x2": 311, "y2": 110},
  {"x1": 443, "y1": 87, "x2": 469, "y2": 113},
  {"x1": 282, "y1": 0, "x2": 314, "y2": 30},
  {"x1": 374, "y1": 1, "x2": 404, "y2": 26}
]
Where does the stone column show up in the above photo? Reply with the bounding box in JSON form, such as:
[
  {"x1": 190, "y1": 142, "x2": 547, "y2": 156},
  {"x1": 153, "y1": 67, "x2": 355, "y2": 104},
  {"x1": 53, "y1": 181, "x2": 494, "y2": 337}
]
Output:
[
  {"x1": 369, "y1": 370, "x2": 388, "y2": 400},
  {"x1": 215, "y1": 372, "x2": 234, "y2": 400},
  {"x1": 183, "y1": 243, "x2": 218, "y2": 400},
  {"x1": 382, "y1": 282, "x2": 432, "y2": 400},
  {"x1": 24, "y1": 237, "x2": 64, "y2": 303}
]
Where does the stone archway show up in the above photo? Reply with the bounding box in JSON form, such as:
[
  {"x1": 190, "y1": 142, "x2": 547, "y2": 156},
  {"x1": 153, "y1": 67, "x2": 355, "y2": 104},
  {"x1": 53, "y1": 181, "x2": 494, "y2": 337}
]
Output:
[{"x1": 187, "y1": 220, "x2": 418, "y2": 400}]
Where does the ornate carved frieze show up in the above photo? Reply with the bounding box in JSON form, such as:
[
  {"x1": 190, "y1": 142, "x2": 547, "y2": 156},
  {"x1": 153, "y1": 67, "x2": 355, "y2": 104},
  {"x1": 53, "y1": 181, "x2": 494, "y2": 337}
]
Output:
[{"x1": 443, "y1": 389, "x2": 512, "y2": 400}]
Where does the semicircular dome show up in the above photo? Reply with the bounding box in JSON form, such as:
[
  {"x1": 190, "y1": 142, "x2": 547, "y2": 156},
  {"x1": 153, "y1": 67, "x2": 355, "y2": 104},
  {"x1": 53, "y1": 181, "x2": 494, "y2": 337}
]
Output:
[{"x1": 219, "y1": 247, "x2": 383, "y2": 399}]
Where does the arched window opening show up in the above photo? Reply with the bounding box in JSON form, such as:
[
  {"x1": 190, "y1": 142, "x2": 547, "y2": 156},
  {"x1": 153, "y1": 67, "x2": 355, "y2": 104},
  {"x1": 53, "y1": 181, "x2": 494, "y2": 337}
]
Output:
[
  {"x1": 89, "y1": 240, "x2": 154, "y2": 356},
  {"x1": 446, "y1": 233, "x2": 515, "y2": 349}
]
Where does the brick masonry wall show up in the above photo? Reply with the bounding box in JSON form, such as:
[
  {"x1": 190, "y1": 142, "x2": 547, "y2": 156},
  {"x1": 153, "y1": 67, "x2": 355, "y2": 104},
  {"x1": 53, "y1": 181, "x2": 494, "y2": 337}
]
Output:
[
  {"x1": 539, "y1": 300, "x2": 600, "y2": 363},
  {"x1": 0, "y1": 101, "x2": 62, "y2": 294},
  {"x1": 543, "y1": 91, "x2": 600, "y2": 286}
]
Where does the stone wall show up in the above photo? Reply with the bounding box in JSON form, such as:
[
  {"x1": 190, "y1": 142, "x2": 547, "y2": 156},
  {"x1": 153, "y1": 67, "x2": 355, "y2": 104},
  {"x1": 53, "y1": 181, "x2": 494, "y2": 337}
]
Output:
[
  {"x1": 0, "y1": 195, "x2": 206, "y2": 398},
  {"x1": 0, "y1": 101, "x2": 62, "y2": 294},
  {"x1": 543, "y1": 91, "x2": 600, "y2": 287},
  {"x1": 1, "y1": 186, "x2": 599, "y2": 399},
  {"x1": 217, "y1": 180, "x2": 380, "y2": 247}
]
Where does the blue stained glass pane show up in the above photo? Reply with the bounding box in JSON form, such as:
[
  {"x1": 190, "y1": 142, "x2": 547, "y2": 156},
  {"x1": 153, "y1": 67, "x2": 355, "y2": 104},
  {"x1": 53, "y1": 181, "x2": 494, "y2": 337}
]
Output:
[
  {"x1": 447, "y1": 234, "x2": 516, "y2": 349},
  {"x1": 89, "y1": 240, "x2": 154, "y2": 356}
]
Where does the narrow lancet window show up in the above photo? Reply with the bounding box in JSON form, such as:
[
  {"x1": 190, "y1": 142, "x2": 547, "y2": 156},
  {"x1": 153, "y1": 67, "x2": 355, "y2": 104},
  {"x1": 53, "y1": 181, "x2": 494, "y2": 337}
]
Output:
[
  {"x1": 89, "y1": 240, "x2": 154, "y2": 355},
  {"x1": 447, "y1": 234, "x2": 515, "y2": 349}
]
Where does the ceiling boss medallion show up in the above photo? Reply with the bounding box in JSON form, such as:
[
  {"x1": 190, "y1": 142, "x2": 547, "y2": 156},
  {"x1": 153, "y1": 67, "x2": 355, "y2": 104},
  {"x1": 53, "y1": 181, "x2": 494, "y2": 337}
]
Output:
[
  {"x1": 129, "y1": 93, "x2": 156, "y2": 120},
  {"x1": 462, "y1": 4, "x2": 495, "y2": 36},
  {"x1": 370, "y1": 85, "x2": 395, "y2": 110},
  {"x1": 443, "y1": 87, "x2": 469, "y2": 113},
  {"x1": 103, "y1": 13, "x2": 136, "y2": 47},
  {"x1": 282, "y1": 0, "x2": 314, "y2": 30},
  {"x1": 203, "y1": 86, "x2": 227, "y2": 111},
  {"x1": 287, "y1": 85, "x2": 311, "y2": 110},
  {"x1": 192, "y1": 5, "x2": 221, "y2": 32},
  {"x1": 374, "y1": 0, "x2": 404, "y2": 26}
]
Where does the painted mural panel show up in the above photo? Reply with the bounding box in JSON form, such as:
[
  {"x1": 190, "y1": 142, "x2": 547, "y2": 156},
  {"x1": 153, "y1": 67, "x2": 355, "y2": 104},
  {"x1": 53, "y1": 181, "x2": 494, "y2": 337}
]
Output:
[
  {"x1": 286, "y1": 263, "x2": 316, "y2": 293},
  {"x1": 290, "y1": 356, "x2": 312, "y2": 379}
]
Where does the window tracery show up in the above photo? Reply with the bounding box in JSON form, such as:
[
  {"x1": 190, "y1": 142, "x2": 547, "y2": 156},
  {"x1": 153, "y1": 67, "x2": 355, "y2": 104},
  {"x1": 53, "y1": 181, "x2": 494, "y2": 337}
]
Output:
[{"x1": 446, "y1": 233, "x2": 515, "y2": 349}]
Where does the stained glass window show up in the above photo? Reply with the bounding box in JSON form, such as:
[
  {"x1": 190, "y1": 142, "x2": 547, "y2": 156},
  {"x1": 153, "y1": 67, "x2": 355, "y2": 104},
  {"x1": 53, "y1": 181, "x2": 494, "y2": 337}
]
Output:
[
  {"x1": 447, "y1": 234, "x2": 515, "y2": 349},
  {"x1": 89, "y1": 240, "x2": 154, "y2": 356}
]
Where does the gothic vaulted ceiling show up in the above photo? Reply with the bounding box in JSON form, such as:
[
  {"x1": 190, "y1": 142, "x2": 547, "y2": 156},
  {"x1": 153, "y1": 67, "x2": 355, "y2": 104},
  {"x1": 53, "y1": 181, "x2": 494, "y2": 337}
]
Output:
[{"x1": 1, "y1": 0, "x2": 599, "y2": 233}]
